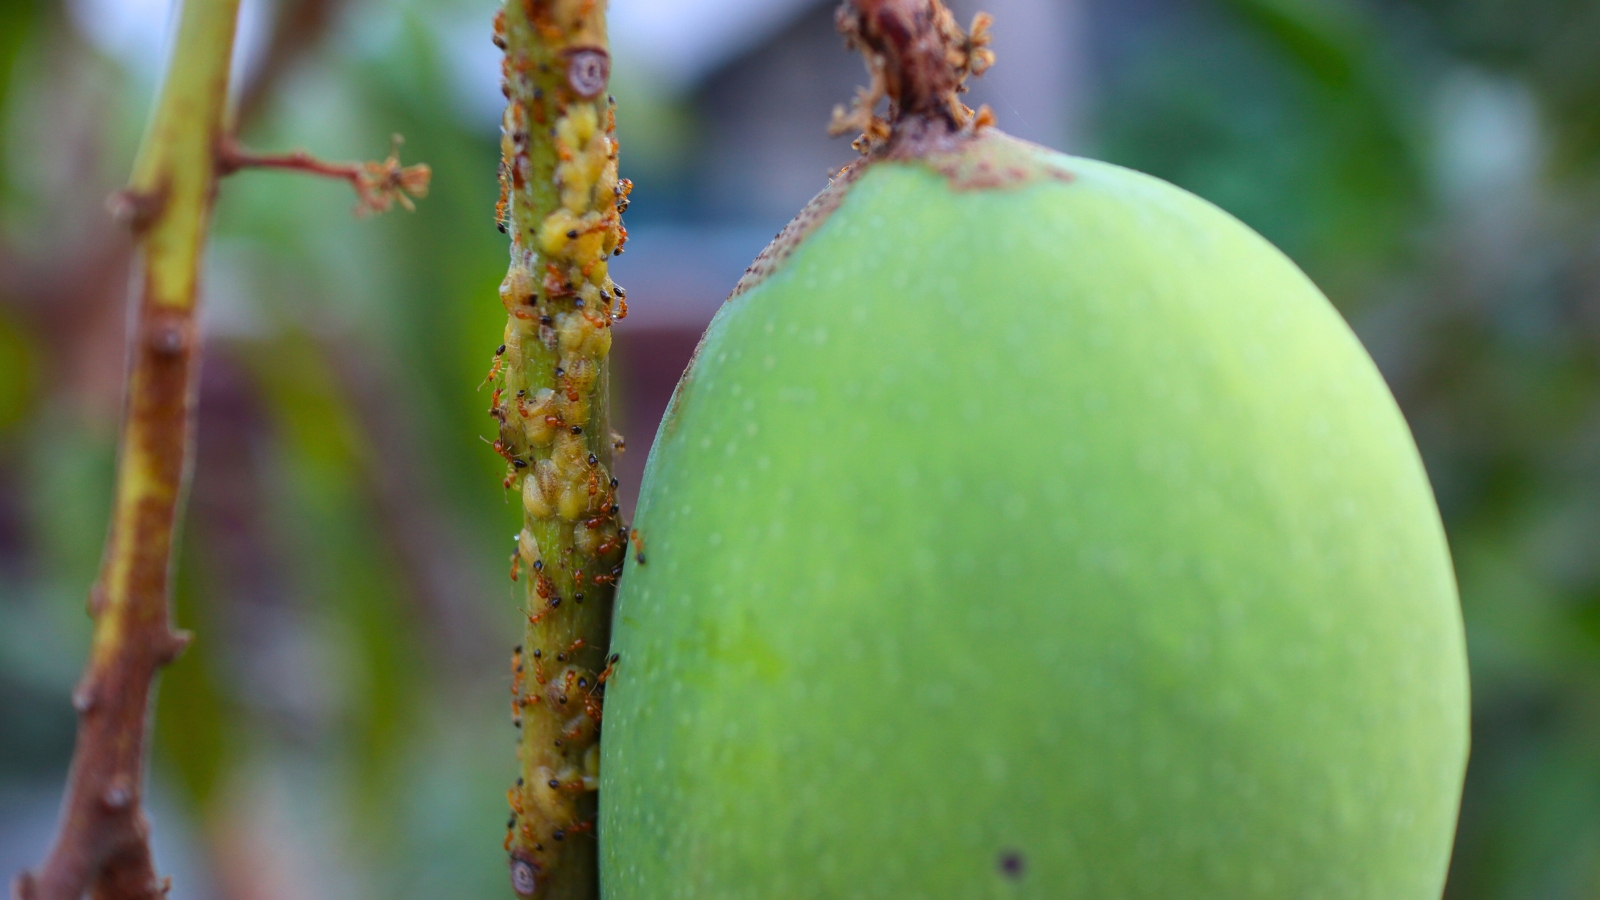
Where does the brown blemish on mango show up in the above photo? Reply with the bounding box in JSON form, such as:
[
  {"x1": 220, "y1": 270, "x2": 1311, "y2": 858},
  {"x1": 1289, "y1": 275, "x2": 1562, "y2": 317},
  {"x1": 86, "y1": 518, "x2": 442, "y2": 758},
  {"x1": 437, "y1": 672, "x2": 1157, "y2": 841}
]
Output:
[{"x1": 728, "y1": 131, "x2": 1073, "y2": 300}]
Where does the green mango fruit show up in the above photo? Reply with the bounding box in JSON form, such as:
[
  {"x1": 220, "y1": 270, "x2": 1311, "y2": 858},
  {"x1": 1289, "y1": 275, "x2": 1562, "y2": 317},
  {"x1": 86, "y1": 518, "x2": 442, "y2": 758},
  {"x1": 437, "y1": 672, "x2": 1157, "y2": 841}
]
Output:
[{"x1": 599, "y1": 129, "x2": 1469, "y2": 897}]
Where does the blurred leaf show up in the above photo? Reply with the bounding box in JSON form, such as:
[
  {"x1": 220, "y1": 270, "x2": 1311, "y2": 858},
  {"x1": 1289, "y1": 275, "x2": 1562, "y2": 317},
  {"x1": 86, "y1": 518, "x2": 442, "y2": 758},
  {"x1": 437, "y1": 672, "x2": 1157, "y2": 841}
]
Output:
[
  {"x1": 1399, "y1": 0, "x2": 1600, "y2": 175},
  {"x1": 0, "y1": 0, "x2": 38, "y2": 183},
  {"x1": 1224, "y1": 0, "x2": 1429, "y2": 279},
  {"x1": 0, "y1": 310, "x2": 34, "y2": 433},
  {"x1": 1219, "y1": 0, "x2": 1363, "y2": 88},
  {"x1": 153, "y1": 541, "x2": 232, "y2": 812},
  {"x1": 242, "y1": 328, "x2": 426, "y2": 835}
]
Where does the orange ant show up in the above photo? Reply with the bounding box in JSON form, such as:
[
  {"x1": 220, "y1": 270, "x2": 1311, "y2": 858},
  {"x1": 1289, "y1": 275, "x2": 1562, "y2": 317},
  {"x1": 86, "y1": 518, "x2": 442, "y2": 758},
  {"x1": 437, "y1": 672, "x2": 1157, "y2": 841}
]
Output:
[
  {"x1": 481, "y1": 435, "x2": 519, "y2": 490},
  {"x1": 583, "y1": 483, "x2": 618, "y2": 519},
  {"x1": 562, "y1": 715, "x2": 593, "y2": 742},
  {"x1": 542, "y1": 264, "x2": 570, "y2": 298},
  {"x1": 481, "y1": 343, "x2": 507, "y2": 388},
  {"x1": 550, "y1": 637, "x2": 587, "y2": 667},
  {"x1": 592, "y1": 527, "x2": 626, "y2": 561},
  {"x1": 520, "y1": 645, "x2": 547, "y2": 685},
  {"x1": 504, "y1": 799, "x2": 527, "y2": 852},
  {"x1": 582, "y1": 663, "x2": 612, "y2": 723},
  {"x1": 489, "y1": 436, "x2": 522, "y2": 466},
  {"x1": 583, "y1": 652, "x2": 619, "y2": 722},
  {"x1": 581, "y1": 305, "x2": 611, "y2": 329},
  {"x1": 558, "y1": 667, "x2": 580, "y2": 700}
]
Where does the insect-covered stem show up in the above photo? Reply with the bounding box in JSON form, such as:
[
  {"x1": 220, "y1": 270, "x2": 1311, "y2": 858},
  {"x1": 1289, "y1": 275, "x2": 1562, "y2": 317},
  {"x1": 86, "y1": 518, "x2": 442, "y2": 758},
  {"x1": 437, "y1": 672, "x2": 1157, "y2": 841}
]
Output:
[
  {"x1": 14, "y1": 0, "x2": 241, "y2": 898},
  {"x1": 489, "y1": 2, "x2": 630, "y2": 898}
]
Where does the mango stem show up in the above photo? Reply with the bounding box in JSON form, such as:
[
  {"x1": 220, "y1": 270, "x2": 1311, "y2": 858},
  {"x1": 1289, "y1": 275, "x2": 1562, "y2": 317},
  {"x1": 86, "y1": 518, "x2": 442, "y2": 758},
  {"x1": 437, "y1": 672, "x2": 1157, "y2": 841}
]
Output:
[{"x1": 831, "y1": 0, "x2": 997, "y2": 153}]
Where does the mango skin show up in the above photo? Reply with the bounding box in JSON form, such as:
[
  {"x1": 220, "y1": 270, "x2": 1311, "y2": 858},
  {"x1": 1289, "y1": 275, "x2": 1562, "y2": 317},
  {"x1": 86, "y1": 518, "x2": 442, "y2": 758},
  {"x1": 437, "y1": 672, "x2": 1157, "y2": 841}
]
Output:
[{"x1": 601, "y1": 150, "x2": 1469, "y2": 899}]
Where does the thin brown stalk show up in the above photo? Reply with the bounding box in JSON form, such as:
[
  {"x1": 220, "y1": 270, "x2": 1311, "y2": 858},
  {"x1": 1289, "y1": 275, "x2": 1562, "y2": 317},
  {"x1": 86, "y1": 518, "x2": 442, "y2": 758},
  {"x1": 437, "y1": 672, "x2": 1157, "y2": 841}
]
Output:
[
  {"x1": 234, "y1": 0, "x2": 351, "y2": 125},
  {"x1": 216, "y1": 136, "x2": 430, "y2": 216},
  {"x1": 13, "y1": 0, "x2": 430, "y2": 895}
]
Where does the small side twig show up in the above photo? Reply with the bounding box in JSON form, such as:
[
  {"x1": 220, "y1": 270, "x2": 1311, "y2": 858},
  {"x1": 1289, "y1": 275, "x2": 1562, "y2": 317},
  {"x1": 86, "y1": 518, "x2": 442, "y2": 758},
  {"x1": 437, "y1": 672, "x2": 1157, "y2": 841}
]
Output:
[{"x1": 216, "y1": 135, "x2": 431, "y2": 217}]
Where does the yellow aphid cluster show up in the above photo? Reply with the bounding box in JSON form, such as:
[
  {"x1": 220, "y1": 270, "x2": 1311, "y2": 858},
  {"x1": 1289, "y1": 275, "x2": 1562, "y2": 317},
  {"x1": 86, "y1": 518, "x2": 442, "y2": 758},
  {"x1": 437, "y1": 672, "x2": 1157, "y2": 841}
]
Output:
[
  {"x1": 539, "y1": 105, "x2": 624, "y2": 261},
  {"x1": 489, "y1": 1, "x2": 631, "y2": 896}
]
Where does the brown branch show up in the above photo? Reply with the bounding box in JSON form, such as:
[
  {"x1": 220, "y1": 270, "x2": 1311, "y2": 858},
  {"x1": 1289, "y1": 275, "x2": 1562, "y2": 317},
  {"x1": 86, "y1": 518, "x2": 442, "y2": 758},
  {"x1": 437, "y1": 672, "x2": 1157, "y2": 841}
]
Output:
[
  {"x1": 14, "y1": 307, "x2": 197, "y2": 900},
  {"x1": 235, "y1": 0, "x2": 350, "y2": 126},
  {"x1": 12, "y1": 0, "x2": 242, "y2": 898},
  {"x1": 11, "y1": 1, "x2": 420, "y2": 897},
  {"x1": 216, "y1": 135, "x2": 430, "y2": 217}
]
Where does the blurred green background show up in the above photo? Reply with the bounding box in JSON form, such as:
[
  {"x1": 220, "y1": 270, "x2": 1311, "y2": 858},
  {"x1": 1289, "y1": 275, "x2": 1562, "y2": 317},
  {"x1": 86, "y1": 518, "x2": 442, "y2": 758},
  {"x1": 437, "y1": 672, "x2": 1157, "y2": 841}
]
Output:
[{"x1": 0, "y1": 0, "x2": 1597, "y2": 897}]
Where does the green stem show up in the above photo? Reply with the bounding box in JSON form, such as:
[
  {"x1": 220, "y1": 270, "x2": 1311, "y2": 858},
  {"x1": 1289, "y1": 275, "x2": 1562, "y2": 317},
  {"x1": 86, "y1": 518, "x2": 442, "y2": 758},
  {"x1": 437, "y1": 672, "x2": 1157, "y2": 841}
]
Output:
[
  {"x1": 491, "y1": 2, "x2": 630, "y2": 898},
  {"x1": 15, "y1": 1, "x2": 240, "y2": 899}
]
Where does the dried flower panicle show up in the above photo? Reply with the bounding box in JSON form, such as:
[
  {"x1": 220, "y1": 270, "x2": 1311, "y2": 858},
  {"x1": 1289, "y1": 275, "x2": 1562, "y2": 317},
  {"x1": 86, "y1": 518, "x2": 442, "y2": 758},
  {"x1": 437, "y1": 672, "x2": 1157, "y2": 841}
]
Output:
[
  {"x1": 830, "y1": 0, "x2": 996, "y2": 154},
  {"x1": 213, "y1": 134, "x2": 432, "y2": 218},
  {"x1": 354, "y1": 135, "x2": 432, "y2": 216}
]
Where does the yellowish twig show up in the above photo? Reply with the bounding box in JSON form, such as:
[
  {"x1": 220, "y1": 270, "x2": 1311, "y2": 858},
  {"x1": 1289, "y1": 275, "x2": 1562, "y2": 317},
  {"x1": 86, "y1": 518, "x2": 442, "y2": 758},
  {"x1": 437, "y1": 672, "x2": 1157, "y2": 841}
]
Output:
[{"x1": 15, "y1": 0, "x2": 241, "y2": 897}]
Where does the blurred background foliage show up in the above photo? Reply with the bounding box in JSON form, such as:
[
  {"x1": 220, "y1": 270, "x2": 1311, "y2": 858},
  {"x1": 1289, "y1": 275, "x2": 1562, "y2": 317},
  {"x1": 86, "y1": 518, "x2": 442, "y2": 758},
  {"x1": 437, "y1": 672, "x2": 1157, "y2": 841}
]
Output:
[{"x1": 0, "y1": 0, "x2": 1596, "y2": 897}]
